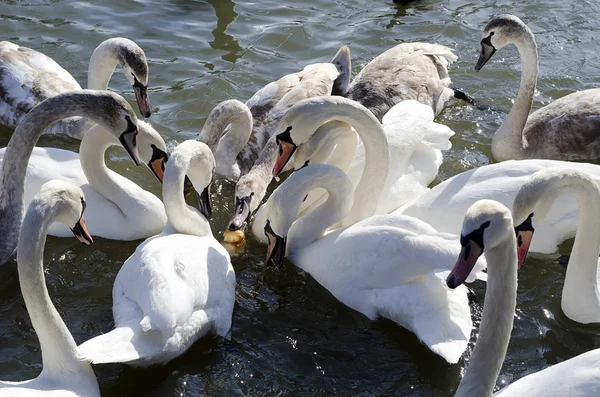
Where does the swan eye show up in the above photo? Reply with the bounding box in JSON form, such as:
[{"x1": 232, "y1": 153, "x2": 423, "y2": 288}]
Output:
[
  {"x1": 489, "y1": 31, "x2": 494, "y2": 36},
  {"x1": 482, "y1": 221, "x2": 490, "y2": 229},
  {"x1": 250, "y1": 192, "x2": 254, "y2": 197}
]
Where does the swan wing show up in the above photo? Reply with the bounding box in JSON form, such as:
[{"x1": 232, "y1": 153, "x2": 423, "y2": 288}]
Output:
[{"x1": 0, "y1": 41, "x2": 80, "y2": 128}]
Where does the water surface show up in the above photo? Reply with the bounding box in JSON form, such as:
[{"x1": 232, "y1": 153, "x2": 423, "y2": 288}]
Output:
[{"x1": 1, "y1": 0, "x2": 599, "y2": 395}]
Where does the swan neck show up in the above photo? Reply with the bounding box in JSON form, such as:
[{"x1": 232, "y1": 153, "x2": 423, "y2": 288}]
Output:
[
  {"x1": 17, "y1": 204, "x2": 81, "y2": 376},
  {"x1": 163, "y1": 152, "x2": 212, "y2": 237},
  {"x1": 455, "y1": 236, "x2": 517, "y2": 397},
  {"x1": 562, "y1": 185, "x2": 600, "y2": 321},
  {"x1": 87, "y1": 42, "x2": 119, "y2": 90},
  {"x1": 198, "y1": 102, "x2": 253, "y2": 174},
  {"x1": 492, "y1": 32, "x2": 538, "y2": 161},
  {"x1": 286, "y1": 169, "x2": 354, "y2": 260}
]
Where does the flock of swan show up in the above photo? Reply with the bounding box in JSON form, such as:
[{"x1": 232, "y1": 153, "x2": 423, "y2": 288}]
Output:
[{"x1": 0, "y1": 12, "x2": 599, "y2": 396}]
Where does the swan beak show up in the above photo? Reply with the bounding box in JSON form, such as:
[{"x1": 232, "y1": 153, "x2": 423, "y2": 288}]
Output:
[
  {"x1": 516, "y1": 230, "x2": 534, "y2": 269},
  {"x1": 265, "y1": 233, "x2": 286, "y2": 267},
  {"x1": 447, "y1": 240, "x2": 483, "y2": 289},
  {"x1": 273, "y1": 141, "x2": 297, "y2": 176},
  {"x1": 228, "y1": 195, "x2": 251, "y2": 231},
  {"x1": 148, "y1": 145, "x2": 167, "y2": 183},
  {"x1": 198, "y1": 183, "x2": 212, "y2": 219},
  {"x1": 475, "y1": 41, "x2": 496, "y2": 71},
  {"x1": 71, "y1": 214, "x2": 93, "y2": 246},
  {"x1": 133, "y1": 84, "x2": 152, "y2": 118},
  {"x1": 119, "y1": 129, "x2": 141, "y2": 166}
]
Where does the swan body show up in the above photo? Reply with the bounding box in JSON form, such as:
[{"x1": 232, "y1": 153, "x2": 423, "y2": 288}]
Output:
[
  {"x1": 476, "y1": 15, "x2": 600, "y2": 161},
  {"x1": 0, "y1": 90, "x2": 141, "y2": 265},
  {"x1": 512, "y1": 168, "x2": 600, "y2": 324},
  {"x1": 447, "y1": 199, "x2": 600, "y2": 396},
  {"x1": 0, "y1": 180, "x2": 98, "y2": 396},
  {"x1": 0, "y1": 120, "x2": 168, "y2": 241},
  {"x1": 0, "y1": 38, "x2": 151, "y2": 139},
  {"x1": 340, "y1": 42, "x2": 459, "y2": 121},
  {"x1": 261, "y1": 164, "x2": 486, "y2": 363},
  {"x1": 77, "y1": 140, "x2": 235, "y2": 366},
  {"x1": 198, "y1": 56, "x2": 346, "y2": 181},
  {"x1": 399, "y1": 159, "x2": 600, "y2": 254}
]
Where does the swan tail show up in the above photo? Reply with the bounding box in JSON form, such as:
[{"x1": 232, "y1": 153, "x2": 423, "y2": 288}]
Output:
[
  {"x1": 370, "y1": 270, "x2": 471, "y2": 364},
  {"x1": 77, "y1": 326, "x2": 144, "y2": 365},
  {"x1": 421, "y1": 122, "x2": 455, "y2": 151}
]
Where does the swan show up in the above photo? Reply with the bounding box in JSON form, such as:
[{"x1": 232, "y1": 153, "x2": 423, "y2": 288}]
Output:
[
  {"x1": 511, "y1": 168, "x2": 600, "y2": 324},
  {"x1": 398, "y1": 159, "x2": 600, "y2": 254},
  {"x1": 0, "y1": 38, "x2": 152, "y2": 139},
  {"x1": 197, "y1": 50, "x2": 348, "y2": 181},
  {"x1": 446, "y1": 199, "x2": 600, "y2": 396},
  {"x1": 1, "y1": 180, "x2": 98, "y2": 396},
  {"x1": 77, "y1": 140, "x2": 236, "y2": 366},
  {"x1": 260, "y1": 163, "x2": 486, "y2": 363},
  {"x1": 0, "y1": 120, "x2": 168, "y2": 241},
  {"x1": 475, "y1": 14, "x2": 600, "y2": 161},
  {"x1": 0, "y1": 89, "x2": 142, "y2": 265},
  {"x1": 333, "y1": 43, "x2": 475, "y2": 121}
]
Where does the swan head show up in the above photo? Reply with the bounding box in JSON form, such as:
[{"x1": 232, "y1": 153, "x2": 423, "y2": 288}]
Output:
[
  {"x1": 447, "y1": 200, "x2": 513, "y2": 289},
  {"x1": 136, "y1": 120, "x2": 168, "y2": 183},
  {"x1": 111, "y1": 38, "x2": 152, "y2": 118},
  {"x1": 475, "y1": 14, "x2": 531, "y2": 70},
  {"x1": 37, "y1": 180, "x2": 93, "y2": 246},
  {"x1": 228, "y1": 175, "x2": 264, "y2": 232},
  {"x1": 512, "y1": 167, "x2": 596, "y2": 269},
  {"x1": 272, "y1": 97, "x2": 346, "y2": 176}
]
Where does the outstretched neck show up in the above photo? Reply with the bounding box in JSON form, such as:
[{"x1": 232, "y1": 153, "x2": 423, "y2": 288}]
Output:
[
  {"x1": 162, "y1": 152, "x2": 212, "y2": 237},
  {"x1": 197, "y1": 100, "x2": 253, "y2": 176},
  {"x1": 285, "y1": 166, "x2": 354, "y2": 260},
  {"x1": 492, "y1": 30, "x2": 538, "y2": 161},
  {"x1": 17, "y1": 204, "x2": 83, "y2": 376},
  {"x1": 455, "y1": 236, "x2": 517, "y2": 397},
  {"x1": 562, "y1": 183, "x2": 600, "y2": 322},
  {"x1": 87, "y1": 41, "x2": 120, "y2": 90}
]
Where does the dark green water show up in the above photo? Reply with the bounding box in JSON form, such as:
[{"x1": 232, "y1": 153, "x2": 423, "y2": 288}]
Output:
[{"x1": 0, "y1": 0, "x2": 599, "y2": 395}]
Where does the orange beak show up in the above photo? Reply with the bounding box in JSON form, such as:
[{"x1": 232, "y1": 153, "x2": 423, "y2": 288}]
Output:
[
  {"x1": 72, "y1": 213, "x2": 93, "y2": 246},
  {"x1": 273, "y1": 140, "x2": 297, "y2": 176},
  {"x1": 516, "y1": 230, "x2": 534, "y2": 269},
  {"x1": 447, "y1": 240, "x2": 483, "y2": 289},
  {"x1": 150, "y1": 157, "x2": 165, "y2": 182}
]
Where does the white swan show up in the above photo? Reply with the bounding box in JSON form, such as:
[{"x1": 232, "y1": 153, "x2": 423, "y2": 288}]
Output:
[
  {"x1": 512, "y1": 168, "x2": 600, "y2": 324},
  {"x1": 398, "y1": 159, "x2": 600, "y2": 254},
  {"x1": 0, "y1": 90, "x2": 142, "y2": 265},
  {"x1": 447, "y1": 199, "x2": 600, "y2": 396},
  {"x1": 475, "y1": 14, "x2": 600, "y2": 161},
  {"x1": 334, "y1": 42, "x2": 469, "y2": 121},
  {"x1": 1, "y1": 180, "x2": 99, "y2": 396},
  {"x1": 260, "y1": 163, "x2": 486, "y2": 363},
  {"x1": 0, "y1": 38, "x2": 152, "y2": 139},
  {"x1": 197, "y1": 53, "x2": 347, "y2": 181},
  {"x1": 0, "y1": 120, "x2": 168, "y2": 241},
  {"x1": 77, "y1": 140, "x2": 235, "y2": 366}
]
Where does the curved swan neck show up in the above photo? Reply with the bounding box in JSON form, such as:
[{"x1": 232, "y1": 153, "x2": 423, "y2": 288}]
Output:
[
  {"x1": 455, "y1": 235, "x2": 518, "y2": 397},
  {"x1": 79, "y1": 125, "x2": 127, "y2": 203},
  {"x1": 17, "y1": 203, "x2": 81, "y2": 376},
  {"x1": 287, "y1": 98, "x2": 389, "y2": 226},
  {"x1": 197, "y1": 100, "x2": 253, "y2": 173},
  {"x1": 87, "y1": 40, "x2": 120, "y2": 90},
  {"x1": 273, "y1": 165, "x2": 354, "y2": 258},
  {"x1": 0, "y1": 91, "x2": 123, "y2": 221},
  {"x1": 492, "y1": 27, "x2": 539, "y2": 161},
  {"x1": 163, "y1": 146, "x2": 212, "y2": 237}
]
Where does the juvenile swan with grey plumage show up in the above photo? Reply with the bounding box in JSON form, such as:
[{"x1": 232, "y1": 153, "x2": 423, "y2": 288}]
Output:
[
  {"x1": 476, "y1": 14, "x2": 600, "y2": 161},
  {"x1": 0, "y1": 89, "x2": 142, "y2": 265},
  {"x1": 0, "y1": 180, "x2": 97, "y2": 396},
  {"x1": 0, "y1": 38, "x2": 151, "y2": 138}
]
